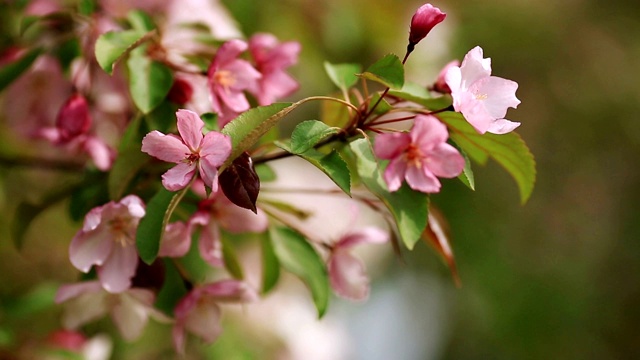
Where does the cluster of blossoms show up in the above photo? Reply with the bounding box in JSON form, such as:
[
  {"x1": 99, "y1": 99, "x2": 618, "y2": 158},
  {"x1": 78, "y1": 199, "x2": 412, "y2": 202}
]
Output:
[{"x1": 1, "y1": 1, "x2": 530, "y2": 357}]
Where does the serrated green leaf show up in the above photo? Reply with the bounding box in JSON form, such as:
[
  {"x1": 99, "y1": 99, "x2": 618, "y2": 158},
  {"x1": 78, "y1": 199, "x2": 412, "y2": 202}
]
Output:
[
  {"x1": 438, "y1": 111, "x2": 536, "y2": 204},
  {"x1": 136, "y1": 188, "x2": 176, "y2": 264},
  {"x1": 95, "y1": 30, "x2": 150, "y2": 74},
  {"x1": 357, "y1": 54, "x2": 404, "y2": 90},
  {"x1": 453, "y1": 144, "x2": 475, "y2": 191},
  {"x1": 261, "y1": 232, "x2": 280, "y2": 294},
  {"x1": 126, "y1": 9, "x2": 155, "y2": 32},
  {"x1": 290, "y1": 120, "x2": 340, "y2": 154},
  {"x1": 220, "y1": 232, "x2": 244, "y2": 279},
  {"x1": 0, "y1": 47, "x2": 41, "y2": 92},
  {"x1": 324, "y1": 62, "x2": 361, "y2": 91},
  {"x1": 270, "y1": 227, "x2": 329, "y2": 317},
  {"x1": 127, "y1": 53, "x2": 173, "y2": 113},
  {"x1": 349, "y1": 138, "x2": 428, "y2": 249}
]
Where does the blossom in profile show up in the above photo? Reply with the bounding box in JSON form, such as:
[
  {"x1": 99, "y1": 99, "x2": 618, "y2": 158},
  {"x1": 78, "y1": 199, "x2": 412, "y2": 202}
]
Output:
[
  {"x1": 328, "y1": 227, "x2": 389, "y2": 301},
  {"x1": 207, "y1": 40, "x2": 261, "y2": 127},
  {"x1": 408, "y1": 4, "x2": 446, "y2": 47},
  {"x1": 172, "y1": 280, "x2": 259, "y2": 353},
  {"x1": 374, "y1": 115, "x2": 465, "y2": 193},
  {"x1": 445, "y1": 46, "x2": 521, "y2": 134},
  {"x1": 69, "y1": 195, "x2": 145, "y2": 293},
  {"x1": 141, "y1": 109, "x2": 232, "y2": 191},
  {"x1": 248, "y1": 33, "x2": 300, "y2": 105}
]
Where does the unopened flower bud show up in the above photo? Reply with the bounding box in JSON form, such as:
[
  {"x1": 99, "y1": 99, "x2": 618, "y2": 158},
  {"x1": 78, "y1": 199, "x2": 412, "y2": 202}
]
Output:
[
  {"x1": 167, "y1": 77, "x2": 194, "y2": 105},
  {"x1": 409, "y1": 4, "x2": 446, "y2": 46},
  {"x1": 56, "y1": 93, "x2": 91, "y2": 143}
]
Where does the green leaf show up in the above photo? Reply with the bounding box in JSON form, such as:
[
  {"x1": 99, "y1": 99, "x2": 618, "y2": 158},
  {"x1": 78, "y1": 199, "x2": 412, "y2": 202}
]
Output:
[
  {"x1": 126, "y1": 10, "x2": 155, "y2": 32},
  {"x1": 94, "y1": 30, "x2": 150, "y2": 74},
  {"x1": 349, "y1": 138, "x2": 428, "y2": 249},
  {"x1": 387, "y1": 89, "x2": 452, "y2": 111},
  {"x1": 220, "y1": 232, "x2": 244, "y2": 279},
  {"x1": 454, "y1": 145, "x2": 475, "y2": 191},
  {"x1": 269, "y1": 227, "x2": 329, "y2": 317},
  {"x1": 369, "y1": 92, "x2": 392, "y2": 115},
  {"x1": 323, "y1": 62, "x2": 361, "y2": 91},
  {"x1": 155, "y1": 259, "x2": 188, "y2": 315},
  {"x1": 136, "y1": 188, "x2": 177, "y2": 264},
  {"x1": 261, "y1": 232, "x2": 280, "y2": 294},
  {"x1": 176, "y1": 228, "x2": 212, "y2": 283},
  {"x1": 357, "y1": 54, "x2": 404, "y2": 90},
  {"x1": 255, "y1": 163, "x2": 276, "y2": 182},
  {"x1": 437, "y1": 111, "x2": 536, "y2": 204},
  {"x1": 108, "y1": 147, "x2": 148, "y2": 200},
  {"x1": 0, "y1": 48, "x2": 41, "y2": 92},
  {"x1": 127, "y1": 53, "x2": 174, "y2": 114},
  {"x1": 290, "y1": 120, "x2": 340, "y2": 154},
  {"x1": 220, "y1": 102, "x2": 295, "y2": 168}
]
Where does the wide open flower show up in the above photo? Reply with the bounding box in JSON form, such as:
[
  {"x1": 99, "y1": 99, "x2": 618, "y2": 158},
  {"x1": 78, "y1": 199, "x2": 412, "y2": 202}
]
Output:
[
  {"x1": 248, "y1": 33, "x2": 300, "y2": 106},
  {"x1": 141, "y1": 109, "x2": 232, "y2": 191},
  {"x1": 69, "y1": 195, "x2": 145, "y2": 293},
  {"x1": 173, "y1": 280, "x2": 258, "y2": 353},
  {"x1": 374, "y1": 115, "x2": 465, "y2": 193},
  {"x1": 445, "y1": 46, "x2": 521, "y2": 134}
]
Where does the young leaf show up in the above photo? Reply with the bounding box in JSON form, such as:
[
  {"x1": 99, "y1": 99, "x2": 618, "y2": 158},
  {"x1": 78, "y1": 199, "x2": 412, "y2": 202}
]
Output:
[
  {"x1": 219, "y1": 152, "x2": 260, "y2": 213},
  {"x1": 136, "y1": 187, "x2": 177, "y2": 264},
  {"x1": 261, "y1": 232, "x2": 280, "y2": 294},
  {"x1": 269, "y1": 226, "x2": 329, "y2": 318},
  {"x1": 349, "y1": 138, "x2": 428, "y2": 249},
  {"x1": 220, "y1": 233, "x2": 244, "y2": 279},
  {"x1": 127, "y1": 53, "x2": 173, "y2": 114},
  {"x1": 94, "y1": 30, "x2": 150, "y2": 74},
  {"x1": 323, "y1": 62, "x2": 361, "y2": 91},
  {"x1": 357, "y1": 54, "x2": 404, "y2": 90},
  {"x1": 290, "y1": 120, "x2": 340, "y2": 154},
  {"x1": 437, "y1": 111, "x2": 536, "y2": 204},
  {"x1": 0, "y1": 47, "x2": 41, "y2": 92}
]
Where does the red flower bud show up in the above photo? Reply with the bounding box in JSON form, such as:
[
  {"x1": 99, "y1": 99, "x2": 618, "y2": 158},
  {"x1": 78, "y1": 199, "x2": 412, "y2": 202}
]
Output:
[
  {"x1": 55, "y1": 93, "x2": 92, "y2": 143},
  {"x1": 167, "y1": 77, "x2": 194, "y2": 105},
  {"x1": 409, "y1": 3, "x2": 446, "y2": 46}
]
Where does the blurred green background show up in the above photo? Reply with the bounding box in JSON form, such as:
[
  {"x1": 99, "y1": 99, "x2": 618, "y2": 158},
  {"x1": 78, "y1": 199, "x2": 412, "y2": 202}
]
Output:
[{"x1": 1, "y1": 0, "x2": 639, "y2": 358}]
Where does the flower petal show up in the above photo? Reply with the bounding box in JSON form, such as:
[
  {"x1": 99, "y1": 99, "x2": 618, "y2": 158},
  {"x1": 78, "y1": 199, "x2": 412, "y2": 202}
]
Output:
[
  {"x1": 176, "y1": 109, "x2": 205, "y2": 151},
  {"x1": 60, "y1": 289, "x2": 109, "y2": 330},
  {"x1": 183, "y1": 297, "x2": 223, "y2": 343},
  {"x1": 69, "y1": 228, "x2": 114, "y2": 273},
  {"x1": 120, "y1": 195, "x2": 146, "y2": 219},
  {"x1": 336, "y1": 227, "x2": 389, "y2": 248},
  {"x1": 487, "y1": 118, "x2": 521, "y2": 134},
  {"x1": 83, "y1": 136, "x2": 113, "y2": 171},
  {"x1": 373, "y1": 132, "x2": 410, "y2": 160},
  {"x1": 198, "y1": 157, "x2": 220, "y2": 192},
  {"x1": 217, "y1": 193, "x2": 269, "y2": 233},
  {"x1": 141, "y1": 131, "x2": 190, "y2": 163},
  {"x1": 255, "y1": 70, "x2": 299, "y2": 106},
  {"x1": 162, "y1": 162, "x2": 197, "y2": 191},
  {"x1": 329, "y1": 250, "x2": 369, "y2": 301},
  {"x1": 405, "y1": 164, "x2": 441, "y2": 193},
  {"x1": 111, "y1": 291, "x2": 153, "y2": 341},
  {"x1": 411, "y1": 115, "x2": 448, "y2": 149},
  {"x1": 97, "y1": 244, "x2": 138, "y2": 293},
  {"x1": 159, "y1": 221, "x2": 192, "y2": 258},
  {"x1": 426, "y1": 143, "x2": 465, "y2": 178},
  {"x1": 200, "y1": 131, "x2": 232, "y2": 164},
  {"x1": 459, "y1": 46, "x2": 492, "y2": 89},
  {"x1": 55, "y1": 281, "x2": 103, "y2": 303},
  {"x1": 383, "y1": 157, "x2": 407, "y2": 192},
  {"x1": 472, "y1": 76, "x2": 520, "y2": 119},
  {"x1": 198, "y1": 222, "x2": 224, "y2": 267},
  {"x1": 200, "y1": 280, "x2": 259, "y2": 302}
]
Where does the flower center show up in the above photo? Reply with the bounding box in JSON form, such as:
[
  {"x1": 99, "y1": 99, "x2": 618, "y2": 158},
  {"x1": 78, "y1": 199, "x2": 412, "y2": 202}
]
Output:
[
  {"x1": 109, "y1": 216, "x2": 134, "y2": 247},
  {"x1": 185, "y1": 152, "x2": 200, "y2": 165},
  {"x1": 475, "y1": 93, "x2": 488, "y2": 100},
  {"x1": 405, "y1": 143, "x2": 425, "y2": 168},
  {"x1": 214, "y1": 70, "x2": 236, "y2": 92}
]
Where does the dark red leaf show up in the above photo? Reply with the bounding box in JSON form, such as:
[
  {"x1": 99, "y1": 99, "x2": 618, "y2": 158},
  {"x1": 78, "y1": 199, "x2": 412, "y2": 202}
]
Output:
[
  {"x1": 219, "y1": 152, "x2": 260, "y2": 213},
  {"x1": 422, "y1": 207, "x2": 461, "y2": 287}
]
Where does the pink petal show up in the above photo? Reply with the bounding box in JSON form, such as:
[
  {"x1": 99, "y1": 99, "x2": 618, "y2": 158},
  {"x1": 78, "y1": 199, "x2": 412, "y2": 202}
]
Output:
[
  {"x1": 411, "y1": 115, "x2": 448, "y2": 149},
  {"x1": 172, "y1": 323, "x2": 187, "y2": 354},
  {"x1": 111, "y1": 291, "x2": 152, "y2": 341},
  {"x1": 97, "y1": 244, "x2": 138, "y2": 293},
  {"x1": 159, "y1": 221, "x2": 191, "y2": 257},
  {"x1": 198, "y1": 157, "x2": 220, "y2": 192},
  {"x1": 383, "y1": 157, "x2": 407, "y2": 192},
  {"x1": 373, "y1": 132, "x2": 411, "y2": 160},
  {"x1": 408, "y1": 3, "x2": 446, "y2": 45},
  {"x1": 329, "y1": 251, "x2": 369, "y2": 301},
  {"x1": 183, "y1": 297, "x2": 223, "y2": 343},
  {"x1": 459, "y1": 46, "x2": 492, "y2": 89},
  {"x1": 336, "y1": 227, "x2": 389, "y2": 249},
  {"x1": 405, "y1": 164, "x2": 441, "y2": 193},
  {"x1": 487, "y1": 118, "x2": 521, "y2": 134},
  {"x1": 200, "y1": 131, "x2": 232, "y2": 165},
  {"x1": 69, "y1": 228, "x2": 114, "y2": 273},
  {"x1": 217, "y1": 200, "x2": 269, "y2": 233},
  {"x1": 200, "y1": 280, "x2": 259, "y2": 302},
  {"x1": 211, "y1": 39, "x2": 248, "y2": 68},
  {"x1": 162, "y1": 162, "x2": 197, "y2": 191},
  {"x1": 255, "y1": 70, "x2": 299, "y2": 105},
  {"x1": 215, "y1": 85, "x2": 251, "y2": 113},
  {"x1": 59, "y1": 288, "x2": 109, "y2": 330},
  {"x1": 459, "y1": 95, "x2": 493, "y2": 134},
  {"x1": 82, "y1": 206, "x2": 104, "y2": 232},
  {"x1": 225, "y1": 60, "x2": 261, "y2": 92},
  {"x1": 198, "y1": 222, "x2": 224, "y2": 267},
  {"x1": 426, "y1": 143, "x2": 465, "y2": 178},
  {"x1": 249, "y1": 33, "x2": 278, "y2": 63},
  {"x1": 83, "y1": 136, "x2": 114, "y2": 171},
  {"x1": 176, "y1": 109, "x2": 205, "y2": 151},
  {"x1": 120, "y1": 195, "x2": 146, "y2": 219},
  {"x1": 471, "y1": 76, "x2": 520, "y2": 119},
  {"x1": 141, "y1": 131, "x2": 190, "y2": 163},
  {"x1": 55, "y1": 281, "x2": 103, "y2": 303},
  {"x1": 445, "y1": 65, "x2": 462, "y2": 103}
]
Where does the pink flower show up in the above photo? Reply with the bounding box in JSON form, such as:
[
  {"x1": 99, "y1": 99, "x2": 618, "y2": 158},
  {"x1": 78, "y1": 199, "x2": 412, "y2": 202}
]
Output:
[
  {"x1": 432, "y1": 60, "x2": 460, "y2": 94},
  {"x1": 158, "y1": 221, "x2": 193, "y2": 258},
  {"x1": 409, "y1": 4, "x2": 446, "y2": 46},
  {"x1": 69, "y1": 195, "x2": 145, "y2": 293},
  {"x1": 248, "y1": 33, "x2": 300, "y2": 106},
  {"x1": 55, "y1": 281, "x2": 168, "y2": 341},
  {"x1": 207, "y1": 40, "x2": 261, "y2": 127},
  {"x1": 328, "y1": 227, "x2": 388, "y2": 301},
  {"x1": 374, "y1": 115, "x2": 465, "y2": 193},
  {"x1": 54, "y1": 93, "x2": 92, "y2": 143},
  {"x1": 141, "y1": 109, "x2": 232, "y2": 191},
  {"x1": 173, "y1": 280, "x2": 258, "y2": 353},
  {"x1": 445, "y1": 46, "x2": 521, "y2": 134}
]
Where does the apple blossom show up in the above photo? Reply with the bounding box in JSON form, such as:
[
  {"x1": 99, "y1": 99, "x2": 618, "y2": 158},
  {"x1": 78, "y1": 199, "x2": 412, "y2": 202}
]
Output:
[
  {"x1": 408, "y1": 4, "x2": 446, "y2": 50},
  {"x1": 68, "y1": 195, "x2": 145, "y2": 293},
  {"x1": 141, "y1": 109, "x2": 232, "y2": 191},
  {"x1": 445, "y1": 46, "x2": 521, "y2": 134},
  {"x1": 374, "y1": 115, "x2": 465, "y2": 193}
]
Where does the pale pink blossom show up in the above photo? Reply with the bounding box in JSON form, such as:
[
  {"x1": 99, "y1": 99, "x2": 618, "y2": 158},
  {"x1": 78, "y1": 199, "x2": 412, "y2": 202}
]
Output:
[
  {"x1": 328, "y1": 227, "x2": 389, "y2": 301},
  {"x1": 55, "y1": 281, "x2": 168, "y2": 341},
  {"x1": 158, "y1": 221, "x2": 192, "y2": 258},
  {"x1": 248, "y1": 33, "x2": 300, "y2": 105},
  {"x1": 207, "y1": 40, "x2": 261, "y2": 127},
  {"x1": 141, "y1": 109, "x2": 232, "y2": 191},
  {"x1": 173, "y1": 280, "x2": 258, "y2": 353},
  {"x1": 68, "y1": 195, "x2": 145, "y2": 293},
  {"x1": 374, "y1": 115, "x2": 465, "y2": 193},
  {"x1": 445, "y1": 46, "x2": 521, "y2": 134},
  {"x1": 408, "y1": 4, "x2": 446, "y2": 46}
]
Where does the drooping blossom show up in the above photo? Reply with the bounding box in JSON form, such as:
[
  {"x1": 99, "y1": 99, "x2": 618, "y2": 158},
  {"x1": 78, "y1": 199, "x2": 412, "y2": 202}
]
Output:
[
  {"x1": 374, "y1": 114, "x2": 465, "y2": 193},
  {"x1": 55, "y1": 281, "x2": 168, "y2": 341},
  {"x1": 408, "y1": 4, "x2": 446, "y2": 48},
  {"x1": 141, "y1": 109, "x2": 232, "y2": 191},
  {"x1": 445, "y1": 46, "x2": 521, "y2": 134},
  {"x1": 328, "y1": 226, "x2": 389, "y2": 301},
  {"x1": 69, "y1": 195, "x2": 145, "y2": 293},
  {"x1": 248, "y1": 33, "x2": 300, "y2": 106},
  {"x1": 431, "y1": 60, "x2": 460, "y2": 94},
  {"x1": 207, "y1": 40, "x2": 261, "y2": 127},
  {"x1": 173, "y1": 280, "x2": 259, "y2": 353}
]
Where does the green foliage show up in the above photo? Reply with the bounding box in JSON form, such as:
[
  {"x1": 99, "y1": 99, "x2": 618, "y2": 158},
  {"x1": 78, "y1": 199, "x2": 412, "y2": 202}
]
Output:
[
  {"x1": 94, "y1": 30, "x2": 150, "y2": 74},
  {"x1": 289, "y1": 120, "x2": 341, "y2": 154},
  {"x1": 269, "y1": 227, "x2": 329, "y2": 317},
  {"x1": 455, "y1": 145, "x2": 476, "y2": 190},
  {"x1": 155, "y1": 259, "x2": 188, "y2": 315},
  {"x1": 388, "y1": 88, "x2": 452, "y2": 111},
  {"x1": 0, "y1": 47, "x2": 41, "y2": 92},
  {"x1": 127, "y1": 52, "x2": 174, "y2": 114},
  {"x1": 323, "y1": 62, "x2": 361, "y2": 91},
  {"x1": 126, "y1": 10, "x2": 156, "y2": 32},
  {"x1": 260, "y1": 232, "x2": 280, "y2": 294},
  {"x1": 136, "y1": 187, "x2": 175, "y2": 264},
  {"x1": 358, "y1": 54, "x2": 404, "y2": 90},
  {"x1": 220, "y1": 232, "x2": 244, "y2": 279},
  {"x1": 349, "y1": 137, "x2": 429, "y2": 249},
  {"x1": 438, "y1": 111, "x2": 536, "y2": 204},
  {"x1": 255, "y1": 163, "x2": 276, "y2": 182}
]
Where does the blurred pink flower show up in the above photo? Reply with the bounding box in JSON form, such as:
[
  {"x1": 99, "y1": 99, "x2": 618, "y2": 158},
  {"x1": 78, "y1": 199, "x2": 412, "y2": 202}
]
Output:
[
  {"x1": 445, "y1": 46, "x2": 521, "y2": 134},
  {"x1": 207, "y1": 40, "x2": 261, "y2": 127},
  {"x1": 328, "y1": 227, "x2": 388, "y2": 301},
  {"x1": 374, "y1": 114, "x2": 465, "y2": 193},
  {"x1": 248, "y1": 33, "x2": 300, "y2": 105},
  {"x1": 69, "y1": 195, "x2": 145, "y2": 293},
  {"x1": 408, "y1": 3, "x2": 446, "y2": 46},
  {"x1": 55, "y1": 281, "x2": 167, "y2": 341},
  {"x1": 141, "y1": 109, "x2": 232, "y2": 191},
  {"x1": 173, "y1": 280, "x2": 258, "y2": 353},
  {"x1": 158, "y1": 221, "x2": 193, "y2": 258}
]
